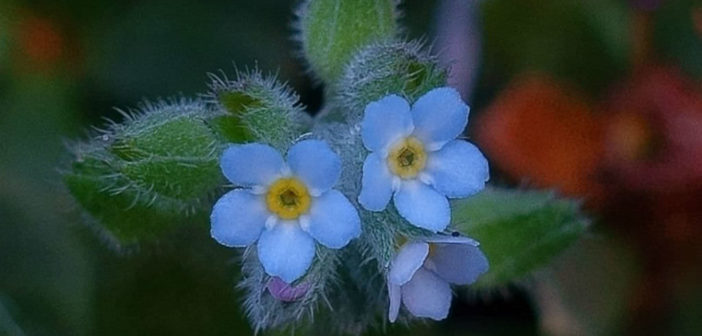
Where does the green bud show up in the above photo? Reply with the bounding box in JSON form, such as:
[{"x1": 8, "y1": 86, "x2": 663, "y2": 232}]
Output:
[
  {"x1": 298, "y1": 0, "x2": 398, "y2": 84},
  {"x1": 208, "y1": 71, "x2": 311, "y2": 152},
  {"x1": 331, "y1": 40, "x2": 447, "y2": 124},
  {"x1": 64, "y1": 100, "x2": 225, "y2": 246},
  {"x1": 110, "y1": 100, "x2": 222, "y2": 201},
  {"x1": 64, "y1": 144, "x2": 198, "y2": 247}
]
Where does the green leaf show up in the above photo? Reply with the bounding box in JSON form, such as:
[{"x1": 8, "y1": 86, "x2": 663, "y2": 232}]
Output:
[
  {"x1": 299, "y1": 0, "x2": 397, "y2": 84},
  {"x1": 451, "y1": 188, "x2": 589, "y2": 288}
]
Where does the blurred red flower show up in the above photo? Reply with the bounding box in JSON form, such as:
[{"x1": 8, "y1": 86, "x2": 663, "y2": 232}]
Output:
[{"x1": 602, "y1": 66, "x2": 702, "y2": 193}]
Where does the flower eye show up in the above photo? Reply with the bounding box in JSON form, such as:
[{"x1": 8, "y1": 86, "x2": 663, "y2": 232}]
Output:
[
  {"x1": 266, "y1": 177, "x2": 311, "y2": 220},
  {"x1": 387, "y1": 137, "x2": 427, "y2": 179}
]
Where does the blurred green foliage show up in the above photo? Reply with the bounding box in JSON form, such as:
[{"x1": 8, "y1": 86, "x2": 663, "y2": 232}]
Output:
[
  {"x1": 654, "y1": 0, "x2": 702, "y2": 79},
  {"x1": 481, "y1": 0, "x2": 630, "y2": 97}
]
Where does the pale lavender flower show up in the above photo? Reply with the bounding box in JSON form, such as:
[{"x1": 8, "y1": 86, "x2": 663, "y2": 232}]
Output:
[{"x1": 387, "y1": 234, "x2": 488, "y2": 322}]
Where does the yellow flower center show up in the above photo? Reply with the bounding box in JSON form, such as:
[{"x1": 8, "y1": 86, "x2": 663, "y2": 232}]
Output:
[
  {"x1": 265, "y1": 178, "x2": 311, "y2": 220},
  {"x1": 387, "y1": 137, "x2": 427, "y2": 179}
]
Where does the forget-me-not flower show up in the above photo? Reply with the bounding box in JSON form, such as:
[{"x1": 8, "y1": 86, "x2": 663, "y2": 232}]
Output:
[
  {"x1": 387, "y1": 234, "x2": 488, "y2": 322},
  {"x1": 358, "y1": 87, "x2": 489, "y2": 232},
  {"x1": 210, "y1": 140, "x2": 361, "y2": 283}
]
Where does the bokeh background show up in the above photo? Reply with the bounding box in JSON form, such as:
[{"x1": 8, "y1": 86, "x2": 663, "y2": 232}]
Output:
[{"x1": 1, "y1": 0, "x2": 700, "y2": 335}]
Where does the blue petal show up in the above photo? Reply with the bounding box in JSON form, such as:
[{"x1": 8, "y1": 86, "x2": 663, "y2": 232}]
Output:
[
  {"x1": 361, "y1": 95, "x2": 414, "y2": 154},
  {"x1": 221, "y1": 143, "x2": 284, "y2": 187},
  {"x1": 302, "y1": 190, "x2": 360, "y2": 249},
  {"x1": 287, "y1": 140, "x2": 341, "y2": 195},
  {"x1": 401, "y1": 268, "x2": 452, "y2": 321},
  {"x1": 393, "y1": 180, "x2": 450, "y2": 232},
  {"x1": 425, "y1": 242, "x2": 489, "y2": 285},
  {"x1": 210, "y1": 190, "x2": 267, "y2": 247},
  {"x1": 387, "y1": 281, "x2": 402, "y2": 323},
  {"x1": 257, "y1": 223, "x2": 316, "y2": 283},
  {"x1": 358, "y1": 152, "x2": 394, "y2": 211},
  {"x1": 388, "y1": 241, "x2": 429, "y2": 285},
  {"x1": 425, "y1": 140, "x2": 489, "y2": 198},
  {"x1": 411, "y1": 87, "x2": 469, "y2": 150}
]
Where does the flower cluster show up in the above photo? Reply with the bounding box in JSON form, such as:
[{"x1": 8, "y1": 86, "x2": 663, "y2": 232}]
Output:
[{"x1": 210, "y1": 87, "x2": 490, "y2": 321}]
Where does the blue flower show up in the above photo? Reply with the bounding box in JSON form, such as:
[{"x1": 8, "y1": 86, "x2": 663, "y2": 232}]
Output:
[
  {"x1": 387, "y1": 235, "x2": 489, "y2": 322},
  {"x1": 358, "y1": 87, "x2": 490, "y2": 232},
  {"x1": 210, "y1": 140, "x2": 361, "y2": 283}
]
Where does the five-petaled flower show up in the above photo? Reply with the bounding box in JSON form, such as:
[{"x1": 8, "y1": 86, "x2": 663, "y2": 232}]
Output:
[
  {"x1": 210, "y1": 140, "x2": 361, "y2": 283},
  {"x1": 358, "y1": 87, "x2": 490, "y2": 231},
  {"x1": 387, "y1": 235, "x2": 488, "y2": 322}
]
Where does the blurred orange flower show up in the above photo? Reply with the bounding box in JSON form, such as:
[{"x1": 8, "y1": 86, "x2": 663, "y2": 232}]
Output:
[
  {"x1": 602, "y1": 66, "x2": 702, "y2": 193},
  {"x1": 475, "y1": 75, "x2": 605, "y2": 205}
]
